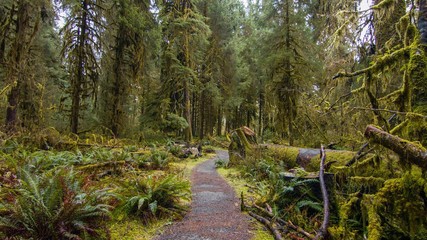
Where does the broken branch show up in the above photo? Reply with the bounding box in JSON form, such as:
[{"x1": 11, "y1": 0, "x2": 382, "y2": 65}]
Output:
[{"x1": 248, "y1": 211, "x2": 284, "y2": 240}]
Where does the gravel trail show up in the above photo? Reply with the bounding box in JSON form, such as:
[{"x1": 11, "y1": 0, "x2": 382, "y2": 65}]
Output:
[{"x1": 154, "y1": 150, "x2": 252, "y2": 240}]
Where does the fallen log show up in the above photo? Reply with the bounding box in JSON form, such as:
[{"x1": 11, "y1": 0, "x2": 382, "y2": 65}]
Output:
[
  {"x1": 364, "y1": 125, "x2": 427, "y2": 170},
  {"x1": 228, "y1": 126, "x2": 358, "y2": 171}
]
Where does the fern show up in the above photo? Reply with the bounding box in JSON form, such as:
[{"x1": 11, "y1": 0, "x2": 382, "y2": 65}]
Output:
[
  {"x1": 0, "y1": 168, "x2": 113, "y2": 239},
  {"x1": 121, "y1": 174, "x2": 190, "y2": 221},
  {"x1": 296, "y1": 200, "x2": 323, "y2": 212}
]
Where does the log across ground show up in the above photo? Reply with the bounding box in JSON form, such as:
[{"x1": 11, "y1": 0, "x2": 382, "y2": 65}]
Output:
[{"x1": 155, "y1": 150, "x2": 253, "y2": 240}]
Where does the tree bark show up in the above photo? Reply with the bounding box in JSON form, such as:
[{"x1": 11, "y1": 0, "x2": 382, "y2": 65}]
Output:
[
  {"x1": 419, "y1": 0, "x2": 427, "y2": 45},
  {"x1": 364, "y1": 125, "x2": 427, "y2": 170},
  {"x1": 71, "y1": 0, "x2": 89, "y2": 134},
  {"x1": 6, "y1": 1, "x2": 30, "y2": 131}
]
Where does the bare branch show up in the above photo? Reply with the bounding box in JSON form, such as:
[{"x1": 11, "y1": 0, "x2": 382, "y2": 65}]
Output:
[{"x1": 315, "y1": 145, "x2": 330, "y2": 240}]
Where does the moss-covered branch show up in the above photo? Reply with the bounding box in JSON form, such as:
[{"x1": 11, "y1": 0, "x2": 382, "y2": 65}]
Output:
[{"x1": 364, "y1": 125, "x2": 427, "y2": 170}]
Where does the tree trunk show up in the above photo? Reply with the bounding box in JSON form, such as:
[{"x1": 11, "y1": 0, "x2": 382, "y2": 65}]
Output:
[
  {"x1": 258, "y1": 88, "x2": 264, "y2": 141},
  {"x1": 199, "y1": 91, "x2": 205, "y2": 139},
  {"x1": 111, "y1": 23, "x2": 126, "y2": 137},
  {"x1": 364, "y1": 125, "x2": 427, "y2": 170},
  {"x1": 419, "y1": 0, "x2": 427, "y2": 45},
  {"x1": 284, "y1": 0, "x2": 295, "y2": 146},
  {"x1": 6, "y1": 1, "x2": 30, "y2": 131},
  {"x1": 217, "y1": 107, "x2": 222, "y2": 136},
  {"x1": 71, "y1": 0, "x2": 89, "y2": 134},
  {"x1": 184, "y1": 78, "x2": 192, "y2": 142},
  {"x1": 374, "y1": 0, "x2": 406, "y2": 52}
]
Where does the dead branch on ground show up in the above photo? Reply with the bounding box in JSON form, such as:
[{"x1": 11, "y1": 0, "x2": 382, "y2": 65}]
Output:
[{"x1": 315, "y1": 145, "x2": 330, "y2": 239}]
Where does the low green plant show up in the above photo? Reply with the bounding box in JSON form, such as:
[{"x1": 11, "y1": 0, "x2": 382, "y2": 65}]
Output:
[
  {"x1": 168, "y1": 145, "x2": 182, "y2": 157},
  {"x1": 215, "y1": 158, "x2": 229, "y2": 168},
  {"x1": 147, "y1": 150, "x2": 170, "y2": 170},
  {"x1": 0, "y1": 168, "x2": 113, "y2": 239},
  {"x1": 121, "y1": 175, "x2": 191, "y2": 221}
]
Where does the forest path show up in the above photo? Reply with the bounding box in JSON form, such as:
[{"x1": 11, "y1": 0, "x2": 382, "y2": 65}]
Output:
[{"x1": 154, "y1": 150, "x2": 253, "y2": 240}]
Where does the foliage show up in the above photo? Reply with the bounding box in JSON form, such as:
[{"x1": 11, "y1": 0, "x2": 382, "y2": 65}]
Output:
[
  {"x1": 168, "y1": 145, "x2": 183, "y2": 157},
  {"x1": 215, "y1": 158, "x2": 229, "y2": 168},
  {"x1": 144, "y1": 149, "x2": 170, "y2": 170},
  {"x1": 160, "y1": 113, "x2": 189, "y2": 133},
  {"x1": 0, "y1": 168, "x2": 113, "y2": 239},
  {"x1": 120, "y1": 174, "x2": 191, "y2": 222}
]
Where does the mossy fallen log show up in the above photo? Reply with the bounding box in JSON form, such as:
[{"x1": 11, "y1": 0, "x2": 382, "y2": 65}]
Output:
[
  {"x1": 258, "y1": 145, "x2": 356, "y2": 172},
  {"x1": 228, "y1": 126, "x2": 357, "y2": 172},
  {"x1": 364, "y1": 125, "x2": 427, "y2": 170}
]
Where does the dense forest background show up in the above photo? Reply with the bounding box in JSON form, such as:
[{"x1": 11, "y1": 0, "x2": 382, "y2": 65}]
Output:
[
  {"x1": 1, "y1": 0, "x2": 425, "y2": 147},
  {"x1": 1, "y1": 0, "x2": 427, "y2": 240}
]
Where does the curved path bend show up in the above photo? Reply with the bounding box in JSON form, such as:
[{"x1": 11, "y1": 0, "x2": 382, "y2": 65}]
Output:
[{"x1": 155, "y1": 150, "x2": 253, "y2": 240}]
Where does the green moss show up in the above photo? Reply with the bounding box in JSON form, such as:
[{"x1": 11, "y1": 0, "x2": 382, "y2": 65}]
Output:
[
  {"x1": 347, "y1": 176, "x2": 385, "y2": 193},
  {"x1": 250, "y1": 227, "x2": 275, "y2": 240},
  {"x1": 362, "y1": 195, "x2": 382, "y2": 240},
  {"x1": 305, "y1": 150, "x2": 355, "y2": 172},
  {"x1": 328, "y1": 226, "x2": 357, "y2": 240},
  {"x1": 109, "y1": 217, "x2": 171, "y2": 240}
]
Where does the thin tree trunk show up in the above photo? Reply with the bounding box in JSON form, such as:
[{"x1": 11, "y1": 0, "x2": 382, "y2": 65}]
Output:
[
  {"x1": 199, "y1": 91, "x2": 205, "y2": 139},
  {"x1": 258, "y1": 89, "x2": 264, "y2": 141},
  {"x1": 217, "y1": 107, "x2": 222, "y2": 136}
]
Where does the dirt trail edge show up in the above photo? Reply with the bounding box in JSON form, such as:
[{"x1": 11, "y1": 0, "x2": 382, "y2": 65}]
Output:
[{"x1": 155, "y1": 150, "x2": 253, "y2": 240}]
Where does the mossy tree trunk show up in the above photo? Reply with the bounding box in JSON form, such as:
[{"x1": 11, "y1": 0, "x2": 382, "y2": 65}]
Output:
[{"x1": 5, "y1": 0, "x2": 41, "y2": 132}]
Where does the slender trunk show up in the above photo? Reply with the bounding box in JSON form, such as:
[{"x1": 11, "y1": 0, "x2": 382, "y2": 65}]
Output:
[
  {"x1": 209, "y1": 99, "x2": 214, "y2": 136},
  {"x1": 199, "y1": 91, "x2": 205, "y2": 139},
  {"x1": 182, "y1": 4, "x2": 192, "y2": 142},
  {"x1": 217, "y1": 107, "x2": 222, "y2": 136},
  {"x1": 284, "y1": 0, "x2": 294, "y2": 146},
  {"x1": 71, "y1": 0, "x2": 89, "y2": 134},
  {"x1": 258, "y1": 89, "x2": 264, "y2": 141},
  {"x1": 192, "y1": 91, "x2": 197, "y2": 137}
]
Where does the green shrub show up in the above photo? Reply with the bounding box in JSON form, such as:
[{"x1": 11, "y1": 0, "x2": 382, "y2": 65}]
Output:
[
  {"x1": 121, "y1": 175, "x2": 191, "y2": 221},
  {"x1": 0, "y1": 168, "x2": 113, "y2": 239}
]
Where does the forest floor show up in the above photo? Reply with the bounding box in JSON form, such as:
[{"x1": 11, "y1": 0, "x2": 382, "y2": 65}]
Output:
[{"x1": 154, "y1": 150, "x2": 254, "y2": 240}]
